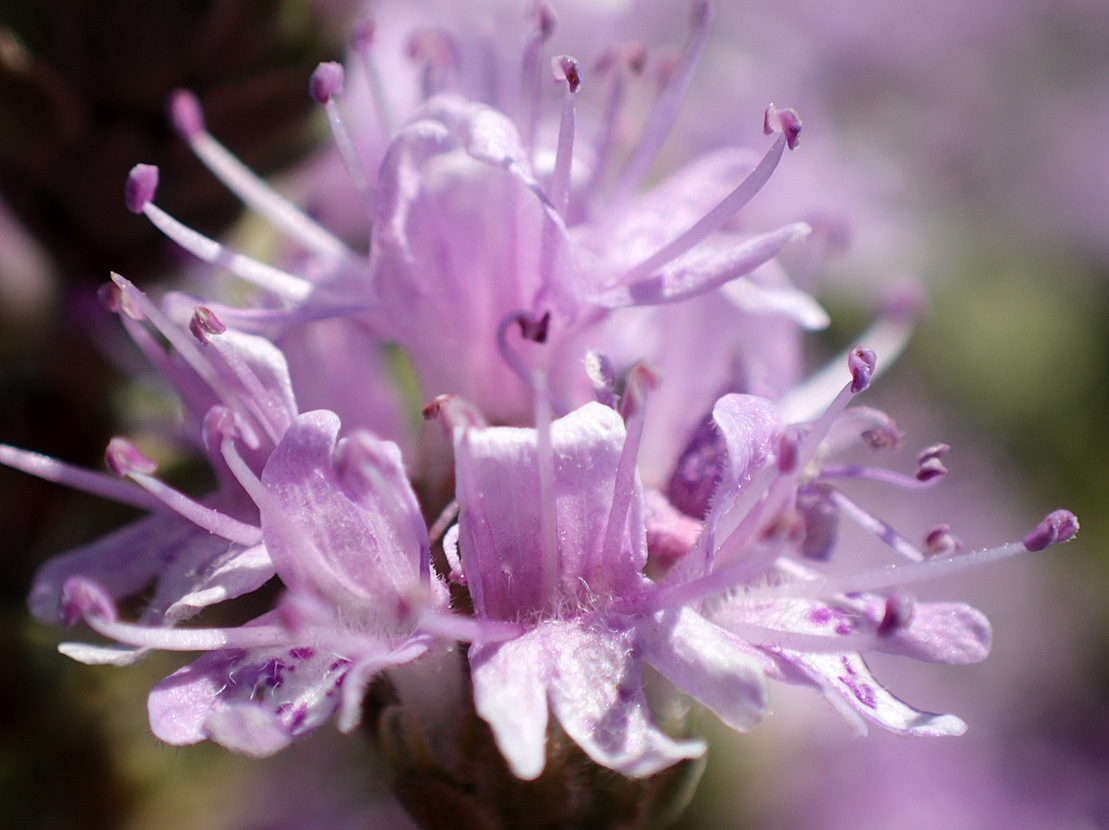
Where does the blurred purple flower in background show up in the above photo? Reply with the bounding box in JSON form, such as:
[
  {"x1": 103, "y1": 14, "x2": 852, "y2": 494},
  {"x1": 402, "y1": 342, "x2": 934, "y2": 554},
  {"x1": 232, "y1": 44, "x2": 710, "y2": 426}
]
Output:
[{"x1": 0, "y1": 0, "x2": 1096, "y2": 827}]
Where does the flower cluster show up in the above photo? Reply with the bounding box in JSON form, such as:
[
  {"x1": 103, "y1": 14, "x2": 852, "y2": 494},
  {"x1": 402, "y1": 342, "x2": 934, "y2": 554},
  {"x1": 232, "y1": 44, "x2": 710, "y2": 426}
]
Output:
[{"x1": 2, "y1": 0, "x2": 1077, "y2": 795}]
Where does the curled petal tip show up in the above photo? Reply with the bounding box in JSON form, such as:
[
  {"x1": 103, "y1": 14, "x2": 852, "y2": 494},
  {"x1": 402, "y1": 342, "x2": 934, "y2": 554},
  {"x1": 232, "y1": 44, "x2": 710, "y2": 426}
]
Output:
[
  {"x1": 59, "y1": 577, "x2": 116, "y2": 627},
  {"x1": 124, "y1": 164, "x2": 159, "y2": 213},
  {"x1": 553, "y1": 55, "x2": 582, "y2": 92},
  {"x1": 1022, "y1": 510, "x2": 1080, "y2": 552},
  {"x1": 167, "y1": 89, "x2": 204, "y2": 139},
  {"x1": 309, "y1": 61, "x2": 345, "y2": 104},
  {"x1": 764, "y1": 104, "x2": 802, "y2": 149},
  {"x1": 848, "y1": 346, "x2": 877, "y2": 393},
  {"x1": 104, "y1": 437, "x2": 158, "y2": 477}
]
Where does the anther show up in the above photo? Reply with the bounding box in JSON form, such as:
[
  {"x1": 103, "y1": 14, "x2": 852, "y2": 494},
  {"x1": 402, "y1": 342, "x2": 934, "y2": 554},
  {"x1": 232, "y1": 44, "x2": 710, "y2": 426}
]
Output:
[
  {"x1": 189, "y1": 306, "x2": 227, "y2": 344},
  {"x1": 1022, "y1": 510, "x2": 1080, "y2": 552},
  {"x1": 104, "y1": 437, "x2": 157, "y2": 478},
  {"x1": 124, "y1": 164, "x2": 159, "y2": 214},
  {"x1": 924, "y1": 524, "x2": 962, "y2": 557},
  {"x1": 309, "y1": 61, "x2": 344, "y2": 104},
  {"x1": 876, "y1": 591, "x2": 916, "y2": 637},
  {"x1": 915, "y1": 444, "x2": 950, "y2": 482},
  {"x1": 167, "y1": 89, "x2": 204, "y2": 140},
  {"x1": 763, "y1": 104, "x2": 802, "y2": 150},
  {"x1": 848, "y1": 347, "x2": 877, "y2": 393},
  {"x1": 554, "y1": 54, "x2": 581, "y2": 92}
]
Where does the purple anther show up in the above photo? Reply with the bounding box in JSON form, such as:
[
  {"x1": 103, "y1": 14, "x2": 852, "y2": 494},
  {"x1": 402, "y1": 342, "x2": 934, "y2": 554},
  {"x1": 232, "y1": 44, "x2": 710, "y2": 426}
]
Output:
[
  {"x1": 848, "y1": 346, "x2": 877, "y2": 393},
  {"x1": 877, "y1": 591, "x2": 915, "y2": 637},
  {"x1": 763, "y1": 104, "x2": 802, "y2": 150},
  {"x1": 310, "y1": 62, "x2": 345, "y2": 104},
  {"x1": 915, "y1": 443, "x2": 950, "y2": 482},
  {"x1": 517, "y1": 310, "x2": 551, "y2": 343},
  {"x1": 202, "y1": 404, "x2": 246, "y2": 452},
  {"x1": 924, "y1": 524, "x2": 962, "y2": 557},
  {"x1": 168, "y1": 89, "x2": 205, "y2": 139},
  {"x1": 796, "y1": 483, "x2": 838, "y2": 560},
  {"x1": 59, "y1": 577, "x2": 117, "y2": 626},
  {"x1": 553, "y1": 55, "x2": 582, "y2": 92},
  {"x1": 351, "y1": 18, "x2": 375, "y2": 52},
  {"x1": 1022, "y1": 509, "x2": 1080, "y2": 552},
  {"x1": 189, "y1": 306, "x2": 226, "y2": 344},
  {"x1": 778, "y1": 426, "x2": 804, "y2": 474},
  {"x1": 104, "y1": 437, "x2": 158, "y2": 477},
  {"x1": 124, "y1": 164, "x2": 159, "y2": 214},
  {"x1": 533, "y1": 1, "x2": 558, "y2": 39}
]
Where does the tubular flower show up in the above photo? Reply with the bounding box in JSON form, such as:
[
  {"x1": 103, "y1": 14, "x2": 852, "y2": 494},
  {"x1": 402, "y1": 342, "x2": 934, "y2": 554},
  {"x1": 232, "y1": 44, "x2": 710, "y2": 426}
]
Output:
[{"x1": 0, "y1": 0, "x2": 1079, "y2": 801}]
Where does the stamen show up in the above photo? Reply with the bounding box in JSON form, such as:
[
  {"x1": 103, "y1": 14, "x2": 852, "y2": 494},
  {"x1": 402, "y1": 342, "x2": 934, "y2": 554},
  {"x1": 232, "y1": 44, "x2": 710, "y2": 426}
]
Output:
[
  {"x1": 876, "y1": 591, "x2": 915, "y2": 637},
  {"x1": 609, "y1": 0, "x2": 715, "y2": 204},
  {"x1": 1022, "y1": 509, "x2": 1080, "y2": 551},
  {"x1": 777, "y1": 297, "x2": 919, "y2": 425},
  {"x1": 189, "y1": 305, "x2": 227, "y2": 344},
  {"x1": 61, "y1": 576, "x2": 289, "y2": 651},
  {"x1": 350, "y1": 19, "x2": 396, "y2": 135},
  {"x1": 915, "y1": 444, "x2": 949, "y2": 483},
  {"x1": 421, "y1": 394, "x2": 488, "y2": 435},
  {"x1": 714, "y1": 349, "x2": 877, "y2": 563},
  {"x1": 616, "y1": 106, "x2": 801, "y2": 287},
  {"x1": 166, "y1": 91, "x2": 352, "y2": 261},
  {"x1": 407, "y1": 27, "x2": 458, "y2": 100},
  {"x1": 582, "y1": 43, "x2": 646, "y2": 206},
  {"x1": 124, "y1": 167, "x2": 315, "y2": 302},
  {"x1": 112, "y1": 274, "x2": 264, "y2": 448},
  {"x1": 925, "y1": 524, "x2": 962, "y2": 557},
  {"x1": 829, "y1": 489, "x2": 925, "y2": 562},
  {"x1": 106, "y1": 436, "x2": 263, "y2": 547},
  {"x1": 310, "y1": 62, "x2": 375, "y2": 218},
  {"x1": 597, "y1": 363, "x2": 657, "y2": 577},
  {"x1": 817, "y1": 462, "x2": 945, "y2": 491},
  {"x1": 519, "y1": 1, "x2": 558, "y2": 151},
  {"x1": 189, "y1": 307, "x2": 287, "y2": 445},
  {"x1": 533, "y1": 370, "x2": 561, "y2": 609},
  {"x1": 764, "y1": 510, "x2": 1078, "y2": 601},
  {"x1": 549, "y1": 55, "x2": 581, "y2": 218},
  {"x1": 0, "y1": 444, "x2": 161, "y2": 511}
]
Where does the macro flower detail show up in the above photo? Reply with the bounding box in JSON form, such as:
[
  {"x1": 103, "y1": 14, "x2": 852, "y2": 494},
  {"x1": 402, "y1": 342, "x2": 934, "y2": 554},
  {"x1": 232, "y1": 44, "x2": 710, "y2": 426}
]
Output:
[
  {"x1": 0, "y1": 1, "x2": 1084, "y2": 825},
  {"x1": 442, "y1": 398, "x2": 767, "y2": 778}
]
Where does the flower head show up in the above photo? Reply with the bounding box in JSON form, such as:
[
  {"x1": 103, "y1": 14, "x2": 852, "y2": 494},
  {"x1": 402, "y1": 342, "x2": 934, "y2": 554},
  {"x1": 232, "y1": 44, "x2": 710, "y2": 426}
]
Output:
[{"x1": 0, "y1": 0, "x2": 1080, "y2": 810}]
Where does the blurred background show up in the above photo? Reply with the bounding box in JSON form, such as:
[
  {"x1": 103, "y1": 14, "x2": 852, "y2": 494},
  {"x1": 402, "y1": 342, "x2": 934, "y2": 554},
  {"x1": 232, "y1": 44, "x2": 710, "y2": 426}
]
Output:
[{"x1": 0, "y1": 1, "x2": 1106, "y2": 827}]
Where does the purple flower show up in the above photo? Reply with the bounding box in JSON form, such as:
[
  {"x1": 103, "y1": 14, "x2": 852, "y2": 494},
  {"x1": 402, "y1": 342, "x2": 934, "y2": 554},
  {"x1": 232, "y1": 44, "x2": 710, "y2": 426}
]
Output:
[
  {"x1": 0, "y1": 0, "x2": 1081, "y2": 792},
  {"x1": 437, "y1": 396, "x2": 766, "y2": 778}
]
